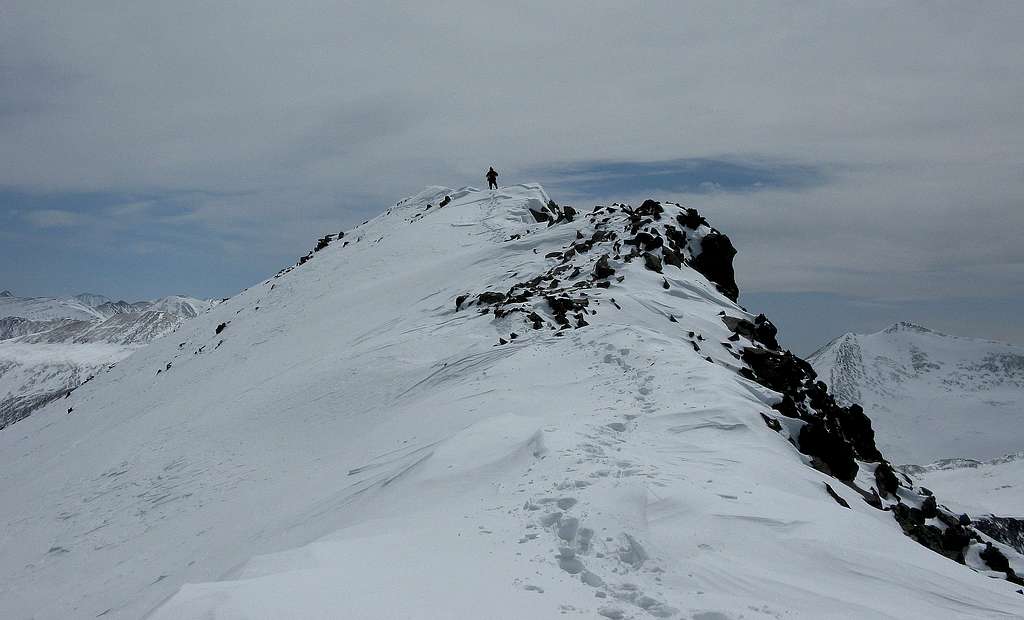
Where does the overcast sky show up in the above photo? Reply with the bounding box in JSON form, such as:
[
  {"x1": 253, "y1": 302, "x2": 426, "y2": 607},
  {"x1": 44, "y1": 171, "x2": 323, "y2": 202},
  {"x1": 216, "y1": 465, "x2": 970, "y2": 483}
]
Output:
[{"x1": 2, "y1": 2, "x2": 1023, "y2": 352}]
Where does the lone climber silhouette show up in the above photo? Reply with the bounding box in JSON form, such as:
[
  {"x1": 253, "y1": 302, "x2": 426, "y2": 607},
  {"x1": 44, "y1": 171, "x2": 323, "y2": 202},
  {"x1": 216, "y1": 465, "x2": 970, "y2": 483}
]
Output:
[{"x1": 486, "y1": 167, "x2": 498, "y2": 190}]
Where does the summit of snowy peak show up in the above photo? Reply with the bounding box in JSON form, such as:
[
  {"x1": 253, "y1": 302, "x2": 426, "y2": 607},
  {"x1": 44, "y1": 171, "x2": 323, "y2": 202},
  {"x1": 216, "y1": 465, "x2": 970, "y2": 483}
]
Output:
[
  {"x1": 882, "y1": 321, "x2": 936, "y2": 335},
  {"x1": 3, "y1": 187, "x2": 1023, "y2": 619},
  {"x1": 72, "y1": 292, "x2": 113, "y2": 308},
  {"x1": 145, "y1": 296, "x2": 213, "y2": 319}
]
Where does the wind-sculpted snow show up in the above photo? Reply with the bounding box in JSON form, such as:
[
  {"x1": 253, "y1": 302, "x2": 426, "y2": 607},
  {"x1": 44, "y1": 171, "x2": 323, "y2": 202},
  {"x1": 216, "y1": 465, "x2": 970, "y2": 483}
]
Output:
[{"x1": 2, "y1": 185, "x2": 1023, "y2": 619}]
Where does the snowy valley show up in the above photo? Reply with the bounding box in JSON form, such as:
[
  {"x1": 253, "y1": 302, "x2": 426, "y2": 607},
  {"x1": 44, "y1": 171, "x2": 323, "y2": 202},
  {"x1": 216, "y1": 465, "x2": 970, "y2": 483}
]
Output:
[
  {"x1": 1, "y1": 186, "x2": 1023, "y2": 619},
  {"x1": 0, "y1": 291, "x2": 211, "y2": 429}
]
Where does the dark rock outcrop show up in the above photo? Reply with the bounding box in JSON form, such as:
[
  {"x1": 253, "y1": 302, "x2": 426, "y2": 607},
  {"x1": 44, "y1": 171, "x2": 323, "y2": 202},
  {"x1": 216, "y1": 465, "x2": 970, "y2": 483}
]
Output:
[
  {"x1": 690, "y1": 232, "x2": 739, "y2": 302},
  {"x1": 980, "y1": 543, "x2": 1024, "y2": 586},
  {"x1": 478, "y1": 292, "x2": 507, "y2": 305},
  {"x1": 677, "y1": 208, "x2": 707, "y2": 230},
  {"x1": 593, "y1": 255, "x2": 615, "y2": 279},
  {"x1": 529, "y1": 208, "x2": 551, "y2": 224},
  {"x1": 798, "y1": 420, "x2": 858, "y2": 481},
  {"x1": 722, "y1": 314, "x2": 779, "y2": 350},
  {"x1": 825, "y1": 483, "x2": 851, "y2": 508},
  {"x1": 874, "y1": 462, "x2": 900, "y2": 498},
  {"x1": 643, "y1": 252, "x2": 663, "y2": 273}
]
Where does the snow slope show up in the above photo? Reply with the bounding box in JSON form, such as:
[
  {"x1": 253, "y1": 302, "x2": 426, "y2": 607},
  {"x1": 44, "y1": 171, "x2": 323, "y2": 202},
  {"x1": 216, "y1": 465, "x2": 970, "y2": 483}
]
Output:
[
  {"x1": 809, "y1": 323, "x2": 1024, "y2": 464},
  {"x1": 2, "y1": 186, "x2": 1023, "y2": 619},
  {"x1": 0, "y1": 293, "x2": 212, "y2": 428}
]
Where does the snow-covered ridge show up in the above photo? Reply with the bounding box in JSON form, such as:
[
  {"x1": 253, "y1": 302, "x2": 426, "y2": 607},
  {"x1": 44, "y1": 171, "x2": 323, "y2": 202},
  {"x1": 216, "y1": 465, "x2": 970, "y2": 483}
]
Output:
[
  {"x1": 809, "y1": 322, "x2": 1024, "y2": 464},
  {"x1": 2, "y1": 185, "x2": 1023, "y2": 619}
]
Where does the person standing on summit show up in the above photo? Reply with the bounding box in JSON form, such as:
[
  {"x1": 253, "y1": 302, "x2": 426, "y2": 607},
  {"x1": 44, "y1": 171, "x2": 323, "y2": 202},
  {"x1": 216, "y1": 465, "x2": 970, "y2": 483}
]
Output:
[{"x1": 486, "y1": 166, "x2": 498, "y2": 190}]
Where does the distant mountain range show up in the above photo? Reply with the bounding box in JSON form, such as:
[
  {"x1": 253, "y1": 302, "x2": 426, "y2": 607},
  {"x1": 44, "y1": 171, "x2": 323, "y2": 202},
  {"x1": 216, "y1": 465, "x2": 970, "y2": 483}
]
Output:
[
  {"x1": 808, "y1": 321, "x2": 1024, "y2": 465},
  {"x1": 0, "y1": 291, "x2": 212, "y2": 428}
]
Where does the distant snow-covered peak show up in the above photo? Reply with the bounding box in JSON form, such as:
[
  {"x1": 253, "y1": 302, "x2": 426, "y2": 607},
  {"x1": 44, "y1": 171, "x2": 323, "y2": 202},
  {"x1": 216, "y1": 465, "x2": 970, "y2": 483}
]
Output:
[
  {"x1": 145, "y1": 295, "x2": 213, "y2": 319},
  {"x1": 810, "y1": 322, "x2": 1024, "y2": 463},
  {"x1": 71, "y1": 292, "x2": 113, "y2": 308},
  {"x1": 882, "y1": 321, "x2": 935, "y2": 335},
  {"x1": 0, "y1": 290, "x2": 12, "y2": 297}
]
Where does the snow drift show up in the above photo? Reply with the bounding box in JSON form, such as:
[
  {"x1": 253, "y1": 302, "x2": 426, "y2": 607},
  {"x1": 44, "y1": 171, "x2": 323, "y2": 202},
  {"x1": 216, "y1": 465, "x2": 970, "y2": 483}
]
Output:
[{"x1": 1, "y1": 185, "x2": 1022, "y2": 619}]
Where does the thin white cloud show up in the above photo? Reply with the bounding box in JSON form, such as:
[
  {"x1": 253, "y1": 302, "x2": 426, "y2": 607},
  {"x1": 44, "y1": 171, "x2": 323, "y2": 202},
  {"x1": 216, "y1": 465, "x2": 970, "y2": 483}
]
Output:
[
  {"x1": 23, "y1": 209, "x2": 86, "y2": 228},
  {"x1": 0, "y1": 1, "x2": 1022, "y2": 311}
]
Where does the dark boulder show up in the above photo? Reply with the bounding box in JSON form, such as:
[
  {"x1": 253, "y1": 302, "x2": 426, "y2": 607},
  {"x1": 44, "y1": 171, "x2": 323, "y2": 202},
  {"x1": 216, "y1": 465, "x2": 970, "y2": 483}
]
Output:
[
  {"x1": 980, "y1": 542, "x2": 1012, "y2": 573},
  {"x1": 722, "y1": 315, "x2": 779, "y2": 350},
  {"x1": 741, "y1": 348, "x2": 812, "y2": 400},
  {"x1": 825, "y1": 483, "x2": 851, "y2": 509},
  {"x1": 893, "y1": 504, "x2": 951, "y2": 558},
  {"x1": 643, "y1": 252, "x2": 663, "y2": 273},
  {"x1": 638, "y1": 200, "x2": 664, "y2": 218},
  {"x1": 798, "y1": 420, "x2": 858, "y2": 481},
  {"x1": 760, "y1": 413, "x2": 782, "y2": 432},
  {"x1": 941, "y1": 525, "x2": 971, "y2": 557},
  {"x1": 772, "y1": 394, "x2": 801, "y2": 418},
  {"x1": 625, "y1": 232, "x2": 662, "y2": 251},
  {"x1": 874, "y1": 462, "x2": 900, "y2": 498},
  {"x1": 529, "y1": 208, "x2": 551, "y2": 224},
  {"x1": 837, "y1": 404, "x2": 883, "y2": 462},
  {"x1": 662, "y1": 247, "x2": 682, "y2": 268},
  {"x1": 921, "y1": 495, "x2": 938, "y2": 519},
  {"x1": 478, "y1": 291, "x2": 507, "y2": 305},
  {"x1": 593, "y1": 255, "x2": 615, "y2": 279},
  {"x1": 752, "y1": 314, "x2": 779, "y2": 350},
  {"x1": 677, "y1": 208, "x2": 707, "y2": 230},
  {"x1": 690, "y1": 232, "x2": 739, "y2": 301},
  {"x1": 979, "y1": 544, "x2": 1024, "y2": 586}
]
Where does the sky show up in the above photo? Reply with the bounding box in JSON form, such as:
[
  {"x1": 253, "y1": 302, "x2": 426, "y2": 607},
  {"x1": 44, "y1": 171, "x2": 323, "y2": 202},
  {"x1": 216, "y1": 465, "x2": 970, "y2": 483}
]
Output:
[{"x1": 2, "y1": 2, "x2": 1023, "y2": 353}]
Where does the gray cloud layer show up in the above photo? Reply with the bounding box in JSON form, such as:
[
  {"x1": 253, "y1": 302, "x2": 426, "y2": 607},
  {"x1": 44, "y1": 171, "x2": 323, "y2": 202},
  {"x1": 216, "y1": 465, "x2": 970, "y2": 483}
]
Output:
[{"x1": 2, "y1": 2, "x2": 1023, "y2": 343}]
